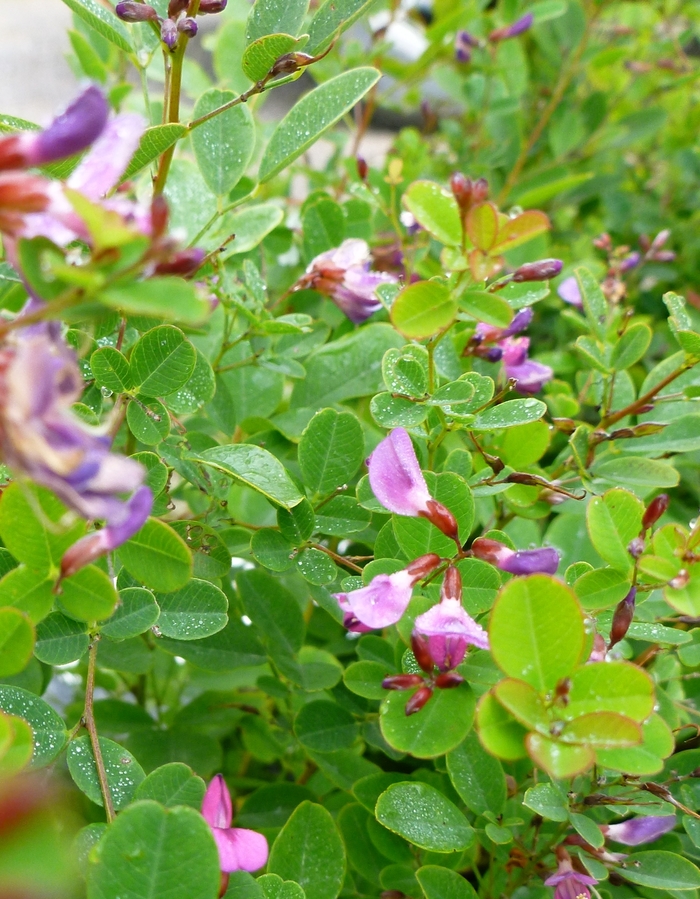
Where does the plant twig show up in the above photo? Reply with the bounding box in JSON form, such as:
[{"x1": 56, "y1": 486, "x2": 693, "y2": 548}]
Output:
[{"x1": 84, "y1": 635, "x2": 115, "y2": 823}]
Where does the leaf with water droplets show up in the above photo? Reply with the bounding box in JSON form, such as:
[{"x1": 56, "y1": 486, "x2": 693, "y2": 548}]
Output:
[
  {"x1": 192, "y1": 90, "x2": 255, "y2": 196},
  {"x1": 67, "y1": 735, "x2": 145, "y2": 810},
  {"x1": 259, "y1": 68, "x2": 380, "y2": 183},
  {"x1": 198, "y1": 444, "x2": 304, "y2": 509},
  {"x1": 0, "y1": 685, "x2": 67, "y2": 768},
  {"x1": 472, "y1": 398, "x2": 547, "y2": 430},
  {"x1": 154, "y1": 579, "x2": 228, "y2": 641},
  {"x1": 376, "y1": 782, "x2": 474, "y2": 852}
]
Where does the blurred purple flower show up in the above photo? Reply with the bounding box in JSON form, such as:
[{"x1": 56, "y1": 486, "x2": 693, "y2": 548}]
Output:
[
  {"x1": 545, "y1": 856, "x2": 598, "y2": 899},
  {"x1": 455, "y1": 30, "x2": 479, "y2": 62},
  {"x1": 501, "y1": 336, "x2": 553, "y2": 393},
  {"x1": 334, "y1": 553, "x2": 442, "y2": 631},
  {"x1": 490, "y1": 12, "x2": 533, "y2": 41},
  {"x1": 603, "y1": 815, "x2": 675, "y2": 846},
  {"x1": 413, "y1": 567, "x2": 489, "y2": 670},
  {"x1": 202, "y1": 775, "x2": 269, "y2": 873},
  {"x1": 471, "y1": 537, "x2": 560, "y2": 575},
  {"x1": 300, "y1": 239, "x2": 397, "y2": 323},
  {"x1": 0, "y1": 322, "x2": 152, "y2": 579},
  {"x1": 475, "y1": 306, "x2": 533, "y2": 344},
  {"x1": 557, "y1": 275, "x2": 583, "y2": 308},
  {"x1": 620, "y1": 251, "x2": 641, "y2": 272}
]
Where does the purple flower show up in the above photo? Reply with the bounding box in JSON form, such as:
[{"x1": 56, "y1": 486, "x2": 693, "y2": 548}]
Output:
[
  {"x1": 202, "y1": 775, "x2": 269, "y2": 873},
  {"x1": 333, "y1": 553, "x2": 442, "y2": 631},
  {"x1": 161, "y1": 17, "x2": 179, "y2": 48},
  {"x1": 620, "y1": 251, "x2": 641, "y2": 272},
  {"x1": 413, "y1": 567, "x2": 489, "y2": 670},
  {"x1": 475, "y1": 306, "x2": 533, "y2": 344},
  {"x1": 455, "y1": 30, "x2": 479, "y2": 62},
  {"x1": 471, "y1": 538, "x2": 560, "y2": 575},
  {"x1": 603, "y1": 815, "x2": 675, "y2": 846},
  {"x1": 501, "y1": 336, "x2": 553, "y2": 393},
  {"x1": 115, "y1": 2, "x2": 159, "y2": 21},
  {"x1": 490, "y1": 12, "x2": 533, "y2": 42},
  {"x1": 557, "y1": 275, "x2": 583, "y2": 308},
  {"x1": 177, "y1": 16, "x2": 198, "y2": 35},
  {"x1": 0, "y1": 86, "x2": 108, "y2": 171},
  {"x1": 300, "y1": 239, "x2": 397, "y2": 323},
  {"x1": 0, "y1": 322, "x2": 153, "y2": 579},
  {"x1": 545, "y1": 855, "x2": 598, "y2": 899}
]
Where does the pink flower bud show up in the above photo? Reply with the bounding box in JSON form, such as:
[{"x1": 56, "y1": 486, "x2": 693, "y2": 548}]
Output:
[
  {"x1": 512, "y1": 259, "x2": 563, "y2": 282},
  {"x1": 405, "y1": 685, "x2": 433, "y2": 715}
]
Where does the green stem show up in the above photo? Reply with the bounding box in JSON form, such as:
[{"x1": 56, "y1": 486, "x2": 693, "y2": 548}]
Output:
[
  {"x1": 85, "y1": 635, "x2": 115, "y2": 822},
  {"x1": 153, "y1": 38, "x2": 188, "y2": 195}
]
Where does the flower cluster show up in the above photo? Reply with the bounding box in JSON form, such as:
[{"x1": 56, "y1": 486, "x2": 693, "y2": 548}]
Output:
[
  {"x1": 116, "y1": 0, "x2": 228, "y2": 49},
  {"x1": 455, "y1": 13, "x2": 533, "y2": 62}
]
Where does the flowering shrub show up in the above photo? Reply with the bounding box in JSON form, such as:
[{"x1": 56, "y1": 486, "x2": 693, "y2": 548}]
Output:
[{"x1": 1, "y1": 1, "x2": 700, "y2": 898}]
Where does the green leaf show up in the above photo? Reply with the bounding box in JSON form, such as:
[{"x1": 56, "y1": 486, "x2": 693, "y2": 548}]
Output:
[
  {"x1": 475, "y1": 692, "x2": 527, "y2": 761},
  {"x1": 393, "y1": 471, "x2": 474, "y2": 559},
  {"x1": 299, "y1": 409, "x2": 364, "y2": 499},
  {"x1": 35, "y1": 612, "x2": 89, "y2": 665},
  {"x1": 127, "y1": 396, "x2": 170, "y2": 445},
  {"x1": 91, "y1": 347, "x2": 133, "y2": 393},
  {"x1": 560, "y1": 711, "x2": 641, "y2": 748},
  {"x1": 199, "y1": 444, "x2": 304, "y2": 508},
  {"x1": 526, "y1": 733, "x2": 594, "y2": 779},
  {"x1": 586, "y1": 488, "x2": 644, "y2": 573},
  {"x1": 593, "y1": 456, "x2": 679, "y2": 489},
  {"x1": 370, "y1": 393, "x2": 427, "y2": 428},
  {"x1": 259, "y1": 68, "x2": 381, "y2": 182},
  {"x1": 130, "y1": 326, "x2": 197, "y2": 397},
  {"x1": 291, "y1": 323, "x2": 403, "y2": 408},
  {"x1": 306, "y1": 0, "x2": 377, "y2": 53},
  {"x1": 574, "y1": 568, "x2": 632, "y2": 610},
  {"x1": 268, "y1": 802, "x2": 346, "y2": 899},
  {"x1": 416, "y1": 866, "x2": 479, "y2": 899},
  {"x1": 68, "y1": 735, "x2": 145, "y2": 810},
  {"x1": 122, "y1": 124, "x2": 188, "y2": 181},
  {"x1": 295, "y1": 701, "x2": 358, "y2": 751},
  {"x1": 245, "y1": 0, "x2": 309, "y2": 43},
  {"x1": 565, "y1": 661, "x2": 654, "y2": 723},
  {"x1": 0, "y1": 483, "x2": 84, "y2": 574},
  {"x1": 380, "y1": 683, "x2": 475, "y2": 758},
  {"x1": 242, "y1": 33, "x2": 300, "y2": 82},
  {"x1": 101, "y1": 278, "x2": 209, "y2": 323},
  {"x1": 237, "y1": 569, "x2": 304, "y2": 672},
  {"x1": 100, "y1": 588, "x2": 159, "y2": 640},
  {"x1": 376, "y1": 782, "x2": 474, "y2": 852},
  {"x1": 258, "y1": 874, "x2": 306, "y2": 899},
  {"x1": 575, "y1": 267, "x2": 607, "y2": 339},
  {"x1": 60, "y1": 0, "x2": 132, "y2": 51},
  {"x1": 134, "y1": 763, "x2": 206, "y2": 809},
  {"x1": 251, "y1": 529, "x2": 295, "y2": 572},
  {"x1": 0, "y1": 607, "x2": 33, "y2": 677},
  {"x1": 302, "y1": 195, "x2": 346, "y2": 261},
  {"x1": 297, "y1": 646, "x2": 343, "y2": 692},
  {"x1": 296, "y1": 548, "x2": 337, "y2": 586},
  {"x1": 610, "y1": 322, "x2": 652, "y2": 370},
  {"x1": 458, "y1": 290, "x2": 514, "y2": 328},
  {"x1": 523, "y1": 783, "x2": 569, "y2": 821},
  {"x1": 192, "y1": 91, "x2": 255, "y2": 196},
  {"x1": 117, "y1": 519, "x2": 192, "y2": 593},
  {"x1": 472, "y1": 398, "x2": 547, "y2": 430},
  {"x1": 489, "y1": 574, "x2": 585, "y2": 691},
  {"x1": 491, "y1": 211, "x2": 549, "y2": 253},
  {"x1": 446, "y1": 730, "x2": 507, "y2": 817},
  {"x1": 87, "y1": 800, "x2": 220, "y2": 899},
  {"x1": 616, "y1": 851, "x2": 700, "y2": 890},
  {"x1": 382, "y1": 347, "x2": 429, "y2": 397},
  {"x1": 401, "y1": 181, "x2": 461, "y2": 247},
  {"x1": 164, "y1": 350, "x2": 216, "y2": 414},
  {"x1": 155, "y1": 579, "x2": 228, "y2": 640},
  {"x1": 0, "y1": 566, "x2": 55, "y2": 623},
  {"x1": 220, "y1": 204, "x2": 285, "y2": 256},
  {"x1": 58, "y1": 565, "x2": 119, "y2": 622},
  {"x1": 0, "y1": 685, "x2": 66, "y2": 767},
  {"x1": 390, "y1": 281, "x2": 457, "y2": 340},
  {"x1": 343, "y1": 661, "x2": 387, "y2": 700},
  {"x1": 315, "y1": 497, "x2": 371, "y2": 536}
]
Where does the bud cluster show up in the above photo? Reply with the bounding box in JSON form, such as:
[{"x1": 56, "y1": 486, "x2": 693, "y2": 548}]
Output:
[{"x1": 116, "y1": 0, "x2": 228, "y2": 50}]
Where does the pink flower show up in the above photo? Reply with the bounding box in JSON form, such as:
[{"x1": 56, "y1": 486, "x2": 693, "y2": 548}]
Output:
[
  {"x1": 413, "y1": 567, "x2": 489, "y2": 670},
  {"x1": 202, "y1": 775, "x2": 269, "y2": 874},
  {"x1": 501, "y1": 336, "x2": 553, "y2": 394},
  {"x1": 367, "y1": 428, "x2": 460, "y2": 542},
  {"x1": 299, "y1": 239, "x2": 397, "y2": 323},
  {"x1": 333, "y1": 553, "x2": 442, "y2": 630},
  {"x1": 557, "y1": 276, "x2": 583, "y2": 308},
  {"x1": 545, "y1": 854, "x2": 598, "y2": 899},
  {"x1": 471, "y1": 537, "x2": 560, "y2": 575}
]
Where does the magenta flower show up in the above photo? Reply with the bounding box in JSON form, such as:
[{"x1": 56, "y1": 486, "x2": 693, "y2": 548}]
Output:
[
  {"x1": 367, "y1": 428, "x2": 460, "y2": 542},
  {"x1": 333, "y1": 553, "x2": 442, "y2": 631},
  {"x1": 0, "y1": 322, "x2": 152, "y2": 580},
  {"x1": 545, "y1": 855, "x2": 598, "y2": 899},
  {"x1": 603, "y1": 815, "x2": 675, "y2": 846},
  {"x1": 501, "y1": 336, "x2": 553, "y2": 393},
  {"x1": 299, "y1": 239, "x2": 397, "y2": 323},
  {"x1": 413, "y1": 567, "x2": 489, "y2": 670},
  {"x1": 471, "y1": 537, "x2": 560, "y2": 575},
  {"x1": 202, "y1": 775, "x2": 268, "y2": 873},
  {"x1": 557, "y1": 276, "x2": 583, "y2": 308}
]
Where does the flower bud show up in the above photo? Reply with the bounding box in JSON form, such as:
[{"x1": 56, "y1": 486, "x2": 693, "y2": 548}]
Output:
[
  {"x1": 454, "y1": 31, "x2": 478, "y2": 63},
  {"x1": 356, "y1": 156, "x2": 368, "y2": 181},
  {"x1": 116, "y1": 1, "x2": 159, "y2": 21},
  {"x1": 627, "y1": 536, "x2": 645, "y2": 559},
  {"x1": 512, "y1": 258, "x2": 563, "y2": 282},
  {"x1": 382, "y1": 674, "x2": 425, "y2": 690},
  {"x1": 154, "y1": 247, "x2": 206, "y2": 276},
  {"x1": 450, "y1": 172, "x2": 471, "y2": 210},
  {"x1": 168, "y1": 0, "x2": 189, "y2": 15},
  {"x1": 405, "y1": 553, "x2": 443, "y2": 580},
  {"x1": 420, "y1": 499, "x2": 459, "y2": 542},
  {"x1": 150, "y1": 193, "x2": 170, "y2": 238},
  {"x1": 670, "y1": 569, "x2": 690, "y2": 589},
  {"x1": 620, "y1": 251, "x2": 641, "y2": 272},
  {"x1": 609, "y1": 587, "x2": 636, "y2": 649},
  {"x1": 489, "y1": 12, "x2": 533, "y2": 42},
  {"x1": 161, "y1": 17, "x2": 178, "y2": 48},
  {"x1": 651, "y1": 229, "x2": 670, "y2": 251},
  {"x1": 442, "y1": 566, "x2": 461, "y2": 602},
  {"x1": 642, "y1": 494, "x2": 669, "y2": 531},
  {"x1": 434, "y1": 671, "x2": 464, "y2": 689},
  {"x1": 199, "y1": 0, "x2": 227, "y2": 10},
  {"x1": 177, "y1": 16, "x2": 198, "y2": 35},
  {"x1": 405, "y1": 685, "x2": 433, "y2": 715},
  {"x1": 470, "y1": 537, "x2": 504, "y2": 564},
  {"x1": 411, "y1": 633, "x2": 434, "y2": 673}
]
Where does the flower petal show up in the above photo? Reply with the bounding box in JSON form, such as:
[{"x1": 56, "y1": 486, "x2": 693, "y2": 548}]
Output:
[
  {"x1": 212, "y1": 827, "x2": 269, "y2": 873},
  {"x1": 32, "y1": 86, "x2": 109, "y2": 166},
  {"x1": 68, "y1": 113, "x2": 145, "y2": 200},
  {"x1": 605, "y1": 815, "x2": 676, "y2": 846},
  {"x1": 368, "y1": 428, "x2": 432, "y2": 517},
  {"x1": 335, "y1": 570, "x2": 414, "y2": 629},
  {"x1": 202, "y1": 774, "x2": 232, "y2": 829}
]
